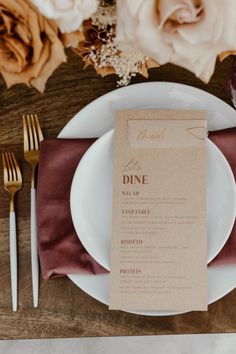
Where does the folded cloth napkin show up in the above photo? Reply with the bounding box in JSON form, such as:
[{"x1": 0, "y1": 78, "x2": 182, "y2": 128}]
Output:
[
  {"x1": 209, "y1": 128, "x2": 236, "y2": 266},
  {"x1": 37, "y1": 128, "x2": 236, "y2": 280},
  {"x1": 37, "y1": 139, "x2": 107, "y2": 280}
]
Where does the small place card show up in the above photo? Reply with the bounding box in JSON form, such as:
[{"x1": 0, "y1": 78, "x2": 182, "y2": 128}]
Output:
[{"x1": 109, "y1": 109, "x2": 208, "y2": 311}]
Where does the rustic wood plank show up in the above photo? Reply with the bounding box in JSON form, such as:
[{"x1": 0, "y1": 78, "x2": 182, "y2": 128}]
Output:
[{"x1": 0, "y1": 51, "x2": 235, "y2": 339}]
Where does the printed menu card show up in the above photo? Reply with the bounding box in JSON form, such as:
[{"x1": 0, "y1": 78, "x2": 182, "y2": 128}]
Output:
[{"x1": 109, "y1": 109, "x2": 208, "y2": 311}]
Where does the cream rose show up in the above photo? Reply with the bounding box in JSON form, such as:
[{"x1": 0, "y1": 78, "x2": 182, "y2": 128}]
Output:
[
  {"x1": 32, "y1": 0, "x2": 98, "y2": 33},
  {"x1": 116, "y1": 0, "x2": 236, "y2": 82}
]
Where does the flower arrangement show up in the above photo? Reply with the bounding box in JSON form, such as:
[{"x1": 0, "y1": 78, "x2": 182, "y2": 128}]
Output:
[{"x1": 1, "y1": 0, "x2": 236, "y2": 93}]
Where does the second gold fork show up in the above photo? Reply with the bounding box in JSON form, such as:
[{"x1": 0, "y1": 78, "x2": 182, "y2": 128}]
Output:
[{"x1": 23, "y1": 114, "x2": 43, "y2": 308}]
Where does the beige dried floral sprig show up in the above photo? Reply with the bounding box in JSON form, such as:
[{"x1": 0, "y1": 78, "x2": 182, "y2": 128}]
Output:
[
  {"x1": 74, "y1": 20, "x2": 115, "y2": 75},
  {"x1": 75, "y1": 15, "x2": 159, "y2": 86}
]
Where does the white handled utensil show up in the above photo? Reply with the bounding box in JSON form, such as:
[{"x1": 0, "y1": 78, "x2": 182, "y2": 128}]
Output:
[
  {"x1": 23, "y1": 114, "x2": 43, "y2": 308},
  {"x1": 2, "y1": 152, "x2": 22, "y2": 311}
]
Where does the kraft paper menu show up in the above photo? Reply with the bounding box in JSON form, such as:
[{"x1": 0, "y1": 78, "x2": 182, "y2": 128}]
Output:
[{"x1": 109, "y1": 109, "x2": 208, "y2": 311}]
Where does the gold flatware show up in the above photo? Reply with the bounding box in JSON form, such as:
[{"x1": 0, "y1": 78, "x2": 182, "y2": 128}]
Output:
[
  {"x1": 23, "y1": 114, "x2": 43, "y2": 308},
  {"x1": 2, "y1": 152, "x2": 22, "y2": 311}
]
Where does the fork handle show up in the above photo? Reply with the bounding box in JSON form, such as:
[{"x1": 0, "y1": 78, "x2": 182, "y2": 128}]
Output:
[
  {"x1": 9, "y1": 211, "x2": 17, "y2": 312},
  {"x1": 31, "y1": 188, "x2": 39, "y2": 307}
]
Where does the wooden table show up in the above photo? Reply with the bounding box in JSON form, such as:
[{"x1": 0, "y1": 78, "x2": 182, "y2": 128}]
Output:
[{"x1": 0, "y1": 51, "x2": 235, "y2": 339}]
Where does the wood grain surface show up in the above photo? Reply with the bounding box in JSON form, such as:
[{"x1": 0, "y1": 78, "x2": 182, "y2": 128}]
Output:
[{"x1": 0, "y1": 50, "x2": 235, "y2": 339}]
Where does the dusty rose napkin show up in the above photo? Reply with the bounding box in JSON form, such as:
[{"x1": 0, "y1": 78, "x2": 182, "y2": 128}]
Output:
[
  {"x1": 209, "y1": 128, "x2": 236, "y2": 266},
  {"x1": 37, "y1": 128, "x2": 236, "y2": 280},
  {"x1": 37, "y1": 139, "x2": 107, "y2": 280}
]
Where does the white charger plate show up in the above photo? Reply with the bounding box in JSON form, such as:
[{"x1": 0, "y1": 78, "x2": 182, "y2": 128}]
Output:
[
  {"x1": 70, "y1": 129, "x2": 236, "y2": 271},
  {"x1": 58, "y1": 82, "x2": 236, "y2": 316}
]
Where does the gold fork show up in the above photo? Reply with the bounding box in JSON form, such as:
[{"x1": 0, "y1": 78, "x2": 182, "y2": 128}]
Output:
[
  {"x1": 23, "y1": 114, "x2": 43, "y2": 308},
  {"x1": 2, "y1": 152, "x2": 22, "y2": 311}
]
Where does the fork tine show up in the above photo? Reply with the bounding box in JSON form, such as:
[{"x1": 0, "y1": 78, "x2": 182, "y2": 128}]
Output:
[
  {"x1": 35, "y1": 114, "x2": 44, "y2": 143},
  {"x1": 5, "y1": 153, "x2": 12, "y2": 181},
  {"x1": 26, "y1": 114, "x2": 34, "y2": 151},
  {"x1": 30, "y1": 114, "x2": 39, "y2": 150},
  {"x1": 8, "y1": 153, "x2": 17, "y2": 181},
  {"x1": 11, "y1": 153, "x2": 22, "y2": 183},
  {"x1": 2, "y1": 153, "x2": 8, "y2": 182},
  {"x1": 23, "y1": 115, "x2": 29, "y2": 152}
]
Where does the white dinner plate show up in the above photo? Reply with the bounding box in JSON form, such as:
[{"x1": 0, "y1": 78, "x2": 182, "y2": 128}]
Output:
[
  {"x1": 58, "y1": 82, "x2": 236, "y2": 316},
  {"x1": 70, "y1": 129, "x2": 236, "y2": 271}
]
